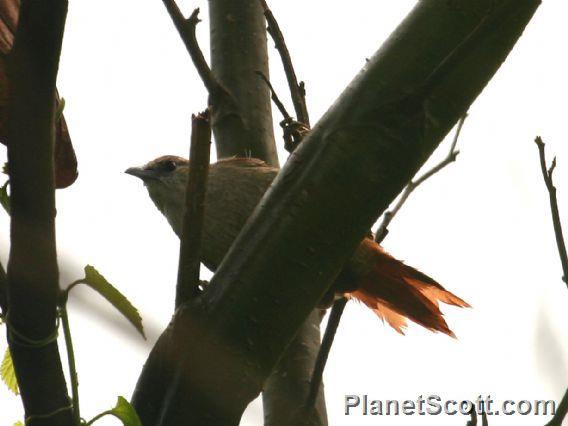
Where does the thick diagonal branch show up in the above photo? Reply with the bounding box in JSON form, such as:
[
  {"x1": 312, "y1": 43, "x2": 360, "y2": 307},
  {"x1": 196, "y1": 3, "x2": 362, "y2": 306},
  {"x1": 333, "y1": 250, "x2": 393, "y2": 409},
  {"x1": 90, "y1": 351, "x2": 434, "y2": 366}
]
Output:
[{"x1": 133, "y1": 1, "x2": 539, "y2": 424}]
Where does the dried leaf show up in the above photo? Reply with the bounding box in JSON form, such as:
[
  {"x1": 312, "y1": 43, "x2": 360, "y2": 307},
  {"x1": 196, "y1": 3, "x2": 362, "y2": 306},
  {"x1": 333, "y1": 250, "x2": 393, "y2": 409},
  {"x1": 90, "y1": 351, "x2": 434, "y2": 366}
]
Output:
[{"x1": 0, "y1": 0, "x2": 78, "y2": 189}]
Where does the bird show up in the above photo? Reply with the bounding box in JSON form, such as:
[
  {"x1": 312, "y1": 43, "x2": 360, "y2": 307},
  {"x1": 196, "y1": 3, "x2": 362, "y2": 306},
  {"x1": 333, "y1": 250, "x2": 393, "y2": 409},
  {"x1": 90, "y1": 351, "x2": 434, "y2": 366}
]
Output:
[{"x1": 126, "y1": 155, "x2": 469, "y2": 336}]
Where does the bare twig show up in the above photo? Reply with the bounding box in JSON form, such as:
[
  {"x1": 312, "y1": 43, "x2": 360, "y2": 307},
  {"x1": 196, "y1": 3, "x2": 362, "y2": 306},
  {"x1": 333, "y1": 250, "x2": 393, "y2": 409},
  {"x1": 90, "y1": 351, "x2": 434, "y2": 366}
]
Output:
[
  {"x1": 176, "y1": 110, "x2": 211, "y2": 307},
  {"x1": 256, "y1": 71, "x2": 310, "y2": 153},
  {"x1": 306, "y1": 297, "x2": 347, "y2": 408},
  {"x1": 256, "y1": 71, "x2": 292, "y2": 121},
  {"x1": 535, "y1": 137, "x2": 568, "y2": 288},
  {"x1": 375, "y1": 114, "x2": 468, "y2": 243},
  {"x1": 162, "y1": 4, "x2": 226, "y2": 100},
  {"x1": 258, "y1": 0, "x2": 310, "y2": 127},
  {"x1": 546, "y1": 387, "x2": 568, "y2": 426}
]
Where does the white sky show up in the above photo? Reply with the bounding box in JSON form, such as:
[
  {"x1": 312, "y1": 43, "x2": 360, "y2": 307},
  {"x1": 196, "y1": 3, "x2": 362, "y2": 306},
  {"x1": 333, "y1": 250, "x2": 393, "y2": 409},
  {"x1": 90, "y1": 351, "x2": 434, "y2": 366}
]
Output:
[{"x1": 1, "y1": 1, "x2": 568, "y2": 425}]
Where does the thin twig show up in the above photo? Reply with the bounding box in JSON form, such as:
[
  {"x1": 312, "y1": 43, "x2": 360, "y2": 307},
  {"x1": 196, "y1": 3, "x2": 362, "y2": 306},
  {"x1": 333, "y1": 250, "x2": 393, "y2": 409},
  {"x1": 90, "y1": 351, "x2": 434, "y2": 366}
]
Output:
[
  {"x1": 535, "y1": 137, "x2": 568, "y2": 288},
  {"x1": 306, "y1": 298, "x2": 347, "y2": 408},
  {"x1": 255, "y1": 71, "x2": 292, "y2": 121},
  {"x1": 258, "y1": 0, "x2": 310, "y2": 127},
  {"x1": 546, "y1": 387, "x2": 568, "y2": 426},
  {"x1": 162, "y1": 4, "x2": 225, "y2": 100},
  {"x1": 375, "y1": 113, "x2": 468, "y2": 243},
  {"x1": 256, "y1": 71, "x2": 309, "y2": 153},
  {"x1": 176, "y1": 110, "x2": 212, "y2": 307}
]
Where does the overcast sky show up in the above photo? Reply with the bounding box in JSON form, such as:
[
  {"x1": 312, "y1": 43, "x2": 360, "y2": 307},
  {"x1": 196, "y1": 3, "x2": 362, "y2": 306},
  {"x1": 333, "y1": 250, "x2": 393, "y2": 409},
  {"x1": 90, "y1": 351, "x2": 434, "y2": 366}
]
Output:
[{"x1": 1, "y1": 1, "x2": 567, "y2": 425}]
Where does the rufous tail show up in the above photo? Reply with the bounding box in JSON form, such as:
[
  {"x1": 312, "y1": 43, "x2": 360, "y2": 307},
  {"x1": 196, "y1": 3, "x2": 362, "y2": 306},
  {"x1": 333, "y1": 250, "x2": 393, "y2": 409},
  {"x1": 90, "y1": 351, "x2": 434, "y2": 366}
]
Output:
[{"x1": 348, "y1": 239, "x2": 469, "y2": 337}]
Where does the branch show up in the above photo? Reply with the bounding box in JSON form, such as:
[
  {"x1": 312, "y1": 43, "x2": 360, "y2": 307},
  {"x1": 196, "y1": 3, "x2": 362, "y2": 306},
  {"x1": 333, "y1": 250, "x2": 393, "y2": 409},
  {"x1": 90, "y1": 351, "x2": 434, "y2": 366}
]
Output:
[
  {"x1": 208, "y1": 0, "x2": 279, "y2": 165},
  {"x1": 176, "y1": 110, "x2": 212, "y2": 307},
  {"x1": 306, "y1": 297, "x2": 347, "y2": 408},
  {"x1": 535, "y1": 136, "x2": 568, "y2": 288},
  {"x1": 161, "y1": 4, "x2": 226, "y2": 101},
  {"x1": 375, "y1": 113, "x2": 467, "y2": 243},
  {"x1": 546, "y1": 387, "x2": 568, "y2": 426},
  {"x1": 256, "y1": 70, "x2": 309, "y2": 153},
  {"x1": 134, "y1": 1, "x2": 539, "y2": 423},
  {"x1": 256, "y1": 71, "x2": 292, "y2": 121},
  {"x1": 259, "y1": 0, "x2": 310, "y2": 128},
  {"x1": 5, "y1": 0, "x2": 73, "y2": 423}
]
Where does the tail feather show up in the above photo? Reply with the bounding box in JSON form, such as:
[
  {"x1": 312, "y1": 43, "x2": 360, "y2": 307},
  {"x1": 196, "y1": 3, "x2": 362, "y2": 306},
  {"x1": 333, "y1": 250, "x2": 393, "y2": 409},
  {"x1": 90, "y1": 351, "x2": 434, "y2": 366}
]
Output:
[{"x1": 347, "y1": 239, "x2": 468, "y2": 336}]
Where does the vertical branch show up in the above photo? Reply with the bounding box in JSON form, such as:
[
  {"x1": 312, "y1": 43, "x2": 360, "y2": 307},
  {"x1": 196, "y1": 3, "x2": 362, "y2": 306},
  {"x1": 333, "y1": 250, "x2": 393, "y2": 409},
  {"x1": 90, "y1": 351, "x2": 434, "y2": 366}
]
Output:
[
  {"x1": 209, "y1": 0, "x2": 279, "y2": 165},
  {"x1": 5, "y1": 0, "x2": 73, "y2": 423},
  {"x1": 176, "y1": 110, "x2": 212, "y2": 307},
  {"x1": 209, "y1": 1, "x2": 324, "y2": 424},
  {"x1": 534, "y1": 136, "x2": 568, "y2": 288},
  {"x1": 534, "y1": 137, "x2": 568, "y2": 425}
]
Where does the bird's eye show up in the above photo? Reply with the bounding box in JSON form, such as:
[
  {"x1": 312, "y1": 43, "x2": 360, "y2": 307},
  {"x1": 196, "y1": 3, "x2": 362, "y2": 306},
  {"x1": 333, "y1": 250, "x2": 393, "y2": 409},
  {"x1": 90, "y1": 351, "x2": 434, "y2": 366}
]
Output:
[{"x1": 162, "y1": 160, "x2": 177, "y2": 172}]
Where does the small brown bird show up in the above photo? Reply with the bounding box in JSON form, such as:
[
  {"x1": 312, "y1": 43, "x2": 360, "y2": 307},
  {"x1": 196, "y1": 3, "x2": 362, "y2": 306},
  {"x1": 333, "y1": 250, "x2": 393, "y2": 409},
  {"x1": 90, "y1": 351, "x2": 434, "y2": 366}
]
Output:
[{"x1": 126, "y1": 156, "x2": 469, "y2": 336}]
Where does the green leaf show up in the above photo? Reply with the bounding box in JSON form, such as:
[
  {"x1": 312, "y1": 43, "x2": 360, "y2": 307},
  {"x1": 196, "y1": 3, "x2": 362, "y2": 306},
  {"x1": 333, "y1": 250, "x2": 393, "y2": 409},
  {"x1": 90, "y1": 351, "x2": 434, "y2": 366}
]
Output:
[
  {"x1": 109, "y1": 396, "x2": 141, "y2": 426},
  {"x1": 1, "y1": 348, "x2": 19, "y2": 395},
  {"x1": 81, "y1": 265, "x2": 145, "y2": 339},
  {"x1": 0, "y1": 180, "x2": 10, "y2": 216}
]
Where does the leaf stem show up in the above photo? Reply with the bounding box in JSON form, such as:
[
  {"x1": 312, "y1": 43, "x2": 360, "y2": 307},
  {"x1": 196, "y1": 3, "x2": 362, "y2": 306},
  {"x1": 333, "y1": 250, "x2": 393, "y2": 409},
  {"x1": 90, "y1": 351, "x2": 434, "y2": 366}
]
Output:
[
  {"x1": 59, "y1": 298, "x2": 80, "y2": 425},
  {"x1": 85, "y1": 410, "x2": 112, "y2": 425}
]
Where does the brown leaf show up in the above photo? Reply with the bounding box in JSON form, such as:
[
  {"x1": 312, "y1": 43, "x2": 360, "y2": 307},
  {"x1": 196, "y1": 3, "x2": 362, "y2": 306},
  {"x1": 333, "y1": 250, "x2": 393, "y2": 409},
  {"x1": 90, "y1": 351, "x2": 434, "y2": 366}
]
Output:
[{"x1": 0, "y1": 0, "x2": 78, "y2": 188}]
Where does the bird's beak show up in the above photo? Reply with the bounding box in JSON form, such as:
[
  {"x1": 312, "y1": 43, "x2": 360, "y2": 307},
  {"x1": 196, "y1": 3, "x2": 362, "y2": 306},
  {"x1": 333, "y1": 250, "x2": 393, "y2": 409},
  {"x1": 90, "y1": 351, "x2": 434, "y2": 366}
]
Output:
[{"x1": 125, "y1": 167, "x2": 158, "y2": 181}]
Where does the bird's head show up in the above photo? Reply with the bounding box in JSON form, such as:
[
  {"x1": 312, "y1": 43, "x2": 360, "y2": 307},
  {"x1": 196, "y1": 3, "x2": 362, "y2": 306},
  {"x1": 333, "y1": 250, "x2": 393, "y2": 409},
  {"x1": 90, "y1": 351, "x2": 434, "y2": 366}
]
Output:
[{"x1": 125, "y1": 155, "x2": 189, "y2": 234}]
